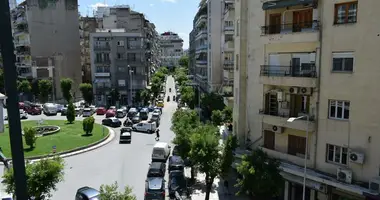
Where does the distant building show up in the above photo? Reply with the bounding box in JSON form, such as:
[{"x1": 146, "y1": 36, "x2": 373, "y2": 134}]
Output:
[
  {"x1": 79, "y1": 17, "x2": 98, "y2": 83},
  {"x1": 159, "y1": 31, "x2": 183, "y2": 69},
  {"x1": 11, "y1": 0, "x2": 82, "y2": 101}
]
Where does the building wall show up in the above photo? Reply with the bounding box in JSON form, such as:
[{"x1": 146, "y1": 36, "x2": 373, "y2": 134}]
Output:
[
  {"x1": 159, "y1": 32, "x2": 184, "y2": 68},
  {"x1": 316, "y1": 0, "x2": 380, "y2": 182},
  {"x1": 26, "y1": 0, "x2": 82, "y2": 100}
]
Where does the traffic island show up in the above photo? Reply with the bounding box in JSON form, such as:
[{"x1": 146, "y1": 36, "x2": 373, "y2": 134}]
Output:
[{"x1": 0, "y1": 120, "x2": 109, "y2": 159}]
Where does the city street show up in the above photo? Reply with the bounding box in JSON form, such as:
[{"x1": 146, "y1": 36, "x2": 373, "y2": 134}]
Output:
[{"x1": 0, "y1": 76, "x2": 178, "y2": 199}]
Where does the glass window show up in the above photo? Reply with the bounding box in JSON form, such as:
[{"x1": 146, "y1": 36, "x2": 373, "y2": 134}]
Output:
[
  {"x1": 329, "y1": 100, "x2": 350, "y2": 120},
  {"x1": 332, "y1": 52, "x2": 354, "y2": 72},
  {"x1": 334, "y1": 2, "x2": 358, "y2": 24},
  {"x1": 326, "y1": 144, "x2": 348, "y2": 165}
]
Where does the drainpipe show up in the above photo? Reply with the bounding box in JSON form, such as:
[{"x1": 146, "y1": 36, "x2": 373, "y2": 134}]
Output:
[{"x1": 313, "y1": 4, "x2": 323, "y2": 169}]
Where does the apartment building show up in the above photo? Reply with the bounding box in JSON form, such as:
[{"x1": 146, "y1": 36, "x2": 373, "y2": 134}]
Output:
[
  {"x1": 79, "y1": 17, "x2": 98, "y2": 83},
  {"x1": 221, "y1": 0, "x2": 235, "y2": 107},
  {"x1": 234, "y1": 0, "x2": 380, "y2": 200},
  {"x1": 159, "y1": 32, "x2": 184, "y2": 69},
  {"x1": 188, "y1": 29, "x2": 197, "y2": 78},
  {"x1": 190, "y1": 0, "x2": 223, "y2": 93},
  {"x1": 91, "y1": 6, "x2": 160, "y2": 106},
  {"x1": 11, "y1": 0, "x2": 82, "y2": 101}
]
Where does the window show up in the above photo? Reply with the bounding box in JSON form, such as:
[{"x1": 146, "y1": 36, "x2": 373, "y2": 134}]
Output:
[
  {"x1": 118, "y1": 66, "x2": 126, "y2": 72},
  {"x1": 235, "y1": 54, "x2": 239, "y2": 70},
  {"x1": 236, "y1": 20, "x2": 240, "y2": 36},
  {"x1": 117, "y1": 41, "x2": 124, "y2": 46},
  {"x1": 326, "y1": 144, "x2": 348, "y2": 165},
  {"x1": 329, "y1": 100, "x2": 350, "y2": 120},
  {"x1": 127, "y1": 53, "x2": 136, "y2": 61},
  {"x1": 288, "y1": 135, "x2": 306, "y2": 157},
  {"x1": 334, "y1": 2, "x2": 358, "y2": 24},
  {"x1": 332, "y1": 52, "x2": 354, "y2": 72},
  {"x1": 118, "y1": 80, "x2": 126, "y2": 86},
  {"x1": 96, "y1": 66, "x2": 103, "y2": 73},
  {"x1": 224, "y1": 21, "x2": 233, "y2": 27},
  {"x1": 117, "y1": 53, "x2": 122, "y2": 59}
]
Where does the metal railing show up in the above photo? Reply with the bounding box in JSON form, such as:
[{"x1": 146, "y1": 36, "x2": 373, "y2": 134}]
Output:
[
  {"x1": 261, "y1": 21, "x2": 320, "y2": 35},
  {"x1": 259, "y1": 109, "x2": 315, "y2": 121},
  {"x1": 94, "y1": 59, "x2": 111, "y2": 64},
  {"x1": 93, "y1": 45, "x2": 111, "y2": 51},
  {"x1": 260, "y1": 64, "x2": 317, "y2": 78}
]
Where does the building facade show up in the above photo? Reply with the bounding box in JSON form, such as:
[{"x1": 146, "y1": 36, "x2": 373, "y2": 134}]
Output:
[
  {"x1": 159, "y1": 31, "x2": 183, "y2": 69},
  {"x1": 79, "y1": 17, "x2": 98, "y2": 84},
  {"x1": 11, "y1": 0, "x2": 82, "y2": 101},
  {"x1": 234, "y1": 0, "x2": 380, "y2": 200},
  {"x1": 91, "y1": 6, "x2": 160, "y2": 106},
  {"x1": 190, "y1": 0, "x2": 223, "y2": 93}
]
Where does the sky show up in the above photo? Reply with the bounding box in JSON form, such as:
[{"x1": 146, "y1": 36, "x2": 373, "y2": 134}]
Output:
[{"x1": 79, "y1": 0, "x2": 199, "y2": 49}]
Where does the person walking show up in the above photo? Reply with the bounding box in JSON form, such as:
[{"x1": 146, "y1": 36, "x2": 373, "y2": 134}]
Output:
[{"x1": 155, "y1": 128, "x2": 160, "y2": 141}]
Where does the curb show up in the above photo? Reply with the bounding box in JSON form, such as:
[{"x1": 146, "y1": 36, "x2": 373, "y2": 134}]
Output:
[{"x1": 0, "y1": 126, "x2": 115, "y2": 165}]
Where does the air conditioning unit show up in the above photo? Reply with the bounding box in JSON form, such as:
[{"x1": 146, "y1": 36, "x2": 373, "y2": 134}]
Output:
[
  {"x1": 271, "y1": 125, "x2": 283, "y2": 134},
  {"x1": 337, "y1": 168, "x2": 352, "y2": 184},
  {"x1": 289, "y1": 87, "x2": 299, "y2": 94},
  {"x1": 369, "y1": 177, "x2": 380, "y2": 193},
  {"x1": 299, "y1": 87, "x2": 312, "y2": 95},
  {"x1": 349, "y1": 151, "x2": 365, "y2": 164}
]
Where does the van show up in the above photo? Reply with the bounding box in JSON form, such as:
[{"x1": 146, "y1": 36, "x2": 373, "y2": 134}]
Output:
[
  {"x1": 116, "y1": 109, "x2": 126, "y2": 118},
  {"x1": 152, "y1": 142, "x2": 171, "y2": 162},
  {"x1": 132, "y1": 121, "x2": 157, "y2": 133}
]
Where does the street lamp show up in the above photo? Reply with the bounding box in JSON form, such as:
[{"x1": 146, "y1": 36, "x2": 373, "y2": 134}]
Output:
[{"x1": 287, "y1": 115, "x2": 309, "y2": 200}]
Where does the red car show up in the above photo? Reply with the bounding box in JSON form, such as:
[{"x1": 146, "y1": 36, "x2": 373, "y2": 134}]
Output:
[
  {"x1": 105, "y1": 109, "x2": 116, "y2": 118},
  {"x1": 96, "y1": 107, "x2": 107, "y2": 115},
  {"x1": 19, "y1": 102, "x2": 25, "y2": 109},
  {"x1": 24, "y1": 105, "x2": 42, "y2": 115}
]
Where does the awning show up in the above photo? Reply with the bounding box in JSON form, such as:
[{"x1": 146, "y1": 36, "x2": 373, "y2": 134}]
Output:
[{"x1": 262, "y1": 0, "x2": 314, "y2": 10}]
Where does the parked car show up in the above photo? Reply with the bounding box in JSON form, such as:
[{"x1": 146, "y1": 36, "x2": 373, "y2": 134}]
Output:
[
  {"x1": 24, "y1": 105, "x2": 42, "y2": 115},
  {"x1": 140, "y1": 108, "x2": 149, "y2": 120},
  {"x1": 168, "y1": 170, "x2": 189, "y2": 199},
  {"x1": 105, "y1": 109, "x2": 116, "y2": 118},
  {"x1": 147, "y1": 162, "x2": 166, "y2": 178},
  {"x1": 96, "y1": 107, "x2": 107, "y2": 115},
  {"x1": 82, "y1": 108, "x2": 93, "y2": 117},
  {"x1": 55, "y1": 104, "x2": 64, "y2": 112},
  {"x1": 75, "y1": 186, "x2": 99, "y2": 200},
  {"x1": 42, "y1": 103, "x2": 58, "y2": 116},
  {"x1": 152, "y1": 109, "x2": 161, "y2": 116},
  {"x1": 18, "y1": 102, "x2": 24, "y2": 109},
  {"x1": 102, "y1": 118, "x2": 121, "y2": 127},
  {"x1": 131, "y1": 116, "x2": 141, "y2": 124},
  {"x1": 168, "y1": 156, "x2": 185, "y2": 173},
  {"x1": 109, "y1": 106, "x2": 117, "y2": 111},
  {"x1": 144, "y1": 177, "x2": 166, "y2": 200},
  {"x1": 19, "y1": 109, "x2": 28, "y2": 119},
  {"x1": 150, "y1": 113, "x2": 160, "y2": 127},
  {"x1": 148, "y1": 105, "x2": 155, "y2": 112},
  {"x1": 116, "y1": 109, "x2": 126, "y2": 118},
  {"x1": 74, "y1": 106, "x2": 83, "y2": 116}
]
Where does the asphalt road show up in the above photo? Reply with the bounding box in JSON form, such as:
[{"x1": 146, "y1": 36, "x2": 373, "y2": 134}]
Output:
[{"x1": 0, "y1": 75, "x2": 178, "y2": 199}]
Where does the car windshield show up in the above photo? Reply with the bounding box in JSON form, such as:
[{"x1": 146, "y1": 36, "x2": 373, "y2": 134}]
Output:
[
  {"x1": 89, "y1": 196, "x2": 99, "y2": 200},
  {"x1": 111, "y1": 119, "x2": 119, "y2": 122}
]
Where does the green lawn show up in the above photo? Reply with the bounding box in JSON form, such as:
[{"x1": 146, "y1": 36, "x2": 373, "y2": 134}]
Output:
[{"x1": 0, "y1": 120, "x2": 109, "y2": 158}]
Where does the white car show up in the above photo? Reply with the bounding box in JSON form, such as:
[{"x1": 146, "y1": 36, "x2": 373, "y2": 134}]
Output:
[
  {"x1": 19, "y1": 109, "x2": 28, "y2": 119},
  {"x1": 132, "y1": 121, "x2": 157, "y2": 133},
  {"x1": 152, "y1": 109, "x2": 161, "y2": 116},
  {"x1": 82, "y1": 108, "x2": 92, "y2": 117}
]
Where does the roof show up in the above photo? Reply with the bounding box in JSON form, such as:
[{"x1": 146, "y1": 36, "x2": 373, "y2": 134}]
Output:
[
  {"x1": 77, "y1": 186, "x2": 99, "y2": 198},
  {"x1": 150, "y1": 162, "x2": 164, "y2": 169},
  {"x1": 147, "y1": 177, "x2": 164, "y2": 189},
  {"x1": 154, "y1": 142, "x2": 169, "y2": 148}
]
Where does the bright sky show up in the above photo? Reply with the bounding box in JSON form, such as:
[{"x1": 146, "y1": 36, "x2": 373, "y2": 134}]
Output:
[{"x1": 79, "y1": 0, "x2": 199, "y2": 49}]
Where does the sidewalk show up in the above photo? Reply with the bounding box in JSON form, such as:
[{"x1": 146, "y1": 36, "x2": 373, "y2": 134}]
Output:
[{"x1": 185, "y1": 168, "x2": 250, "y2": 200}]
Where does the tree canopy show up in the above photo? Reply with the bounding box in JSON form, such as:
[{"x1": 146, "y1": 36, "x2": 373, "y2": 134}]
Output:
[
  {"x1": 60, "y1": 78, "x2": 73, "y2": 102},
  {"x1": 79, "y1": 83, "x2": 93, "y2": 105},
  {"x1": 99, "y1": 182, "x2": 136, "y2": 200},
  {"x1": 178, "y1": 56, "x2": 189, "y2": 68},
  {"x1": 179, "y1": 86, "x2": 195, "y2": 108},
  {"x1": 38, "y1": 79, "x2": 52, "y2": 103}
]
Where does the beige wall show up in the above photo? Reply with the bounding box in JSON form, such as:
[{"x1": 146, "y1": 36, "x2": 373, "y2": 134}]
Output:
[{"x1": 316, "y1": 0, "x2": 380, "y2": 182}]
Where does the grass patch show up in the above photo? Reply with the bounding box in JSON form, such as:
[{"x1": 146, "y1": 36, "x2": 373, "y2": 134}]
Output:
[{"x1": 0, "y1": 120, "x2": 109, "y2": 158}]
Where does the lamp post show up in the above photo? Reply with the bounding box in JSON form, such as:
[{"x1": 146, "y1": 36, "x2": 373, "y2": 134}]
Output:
[{"x1": 287, "y1": 115, "x2": 309, "y2": 200}]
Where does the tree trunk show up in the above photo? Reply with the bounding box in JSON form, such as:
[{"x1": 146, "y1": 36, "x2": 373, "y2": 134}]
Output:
[
  {"x1": 204, "y1": 174, "x2": 214, "y2": 200},
  {"x1": 190, "y1": 166, "x2": 195, "y2": 181}
]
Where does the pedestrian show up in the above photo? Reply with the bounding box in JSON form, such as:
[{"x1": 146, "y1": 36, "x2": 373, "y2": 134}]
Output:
[
  {"x1": 224, "y1": 180, "x2": 230, "y2": 195},
  {"x1": 155, "y1": 128, "x2": 160, "y2": 141}
]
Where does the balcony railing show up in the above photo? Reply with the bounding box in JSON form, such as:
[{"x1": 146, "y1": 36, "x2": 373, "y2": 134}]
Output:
[
  {"x1": 261, "y1": 21, "x2": 320, "y2": 35},
  {"x1": 94, "y1": 59, "x2": 111, "y2": 64},
  {"x1": 259, "y1": 109, "x2": 315, "y2": 121},
  {"x1": 223, "y1": 79, "x2": 233, "y2": 86},
  {"x1": 260, "y1": 64, "x2": 316, "y2": 78},
  {"x1": 94, "y1": 45, "x2": 111, "y2": 51}
]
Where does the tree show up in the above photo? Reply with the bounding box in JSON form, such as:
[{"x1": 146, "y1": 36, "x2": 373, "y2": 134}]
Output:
[
  {"x1": 236, "y1": 149, "x2": 283, "y2": 198},
  {"x1": 178, "y1": 56, "x2": 189, "y2": 68},
  {"x1": 140, "y1": 89, "x2": 151, "y2": 106},
  {"x1": 179, "y1": 86, "x2": 195, "y2": 108},
  {"x1": 201, "y1": 92, "x2": 225, "y2": 119},
  {"x1": 79, "y1": 83, "x2": 93, "y2": 105},
  {"x1": 38, "y1": 79, "x2": 52, "y2": 103},
  {"x1": 66, "y1": 102, "x2": 75, "y2": 123},
  {"x1": 150, "y1": 76, "x2": 162, "y2": 101},
  {"x1": 222, "y1": 106, "x2": 233, "y2": 122},
  {"x1": 82, "y1": 116, "x2": 95, "y2": 135},
  {"x1": 133, "y1": 90, "x2": 142, "y2": 105},
  {"x1": 189, "y1": 124, "x2": 221, "y2": 200},
  {"x1": 220, "y1": 134, "x2": 238, "y2": 179},
  {"x1": 109, "y1": 88, "x2": 120, "y2": 106},
  {"x1": 157, "y1": 66, "x2": 168, "y2": 75},
  {"x1": 0, "y1": 68, "x2": 4, "y2": 93},
  {"x1": 24, "y1": 126, "x2": 37, "y2": 149},
  {"x1": 17, "y1": 80, "x2": 31, "y2": 93},
  {"x1": 211, "y1": 110, "x2": 223, "y2": 126},
  {"x1": 60, "y1": 78, "x2": 73, "y2": 103},
  {"x1": 2, "y1": 157, "x2": 65, "y2": 200},
  {"x1": 99, "y1": 182, "x2": 136, "y2": 200},
  {"x1": 154, "y1": 71, "x2": 166, "y2": 83}
]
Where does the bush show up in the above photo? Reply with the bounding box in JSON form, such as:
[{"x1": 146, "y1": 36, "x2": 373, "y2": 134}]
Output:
[
  {"x1": 83, "y1": 116, "x2": 95, "y2": 135},
  {"x1": 211, "y1": 110, "x2": 223, "y2": 126},
  {"x1": 24, "y1": 127, "x2": 37, "y2": 148},
  {"x1": 66, "y1": 102, "x2": 75, "y2": 123}
]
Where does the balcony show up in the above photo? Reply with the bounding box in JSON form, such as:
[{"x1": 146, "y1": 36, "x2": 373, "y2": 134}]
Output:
[
  {"x1": 195, "y1": 30, "x2": 207, "y2": 40},
  {"x1": 224, "y1": 26, "x2": 234, "y2": 34},
  {"x1": 261, "y1": 21, "x2": 319, "y2": 44},
  {"x1": 259, "y1": 147, "x2": 313, "y2": 168},
  {"x1": 259, "y1": 110, "x2": 315, "y2": 132},
  {"x1": 223, "y1": 78, "x2": 233, "y2": 86},
  {"x1": 223, "y1": 60, "x2": 234, "y2": 70},
  {"x1": 224, "y1": 41, "x2": 234, "y2": 52},
  {"x1": 94, "y1": 59, "x2": 111, "y2": 64},
  {"x1": 195, "y1": 15, "x2": 207, "y2": 27},
  {"x1": 196, "y1": 45, "x2": 208, "y2": 52},
  {"x1": 259, "y1": 64, "x2": 317, "y2": 88},
  {"x1": 94, "y1": 72, "x2": 110, "y2": 77},
  {"x1": 94, "y1": 45, "x2": 111, "y2": 51},
  {"x1": 196, "y1": 60, "x2": 207, "y2": 65},
  {"x1": 223, "y1": 70, "x2": 234, "y2": 80}
]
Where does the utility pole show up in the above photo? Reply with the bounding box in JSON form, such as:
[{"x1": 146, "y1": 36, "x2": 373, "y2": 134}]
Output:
[{"x1": 0, "y1": 0, "x2": 28, "y2": 199}]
